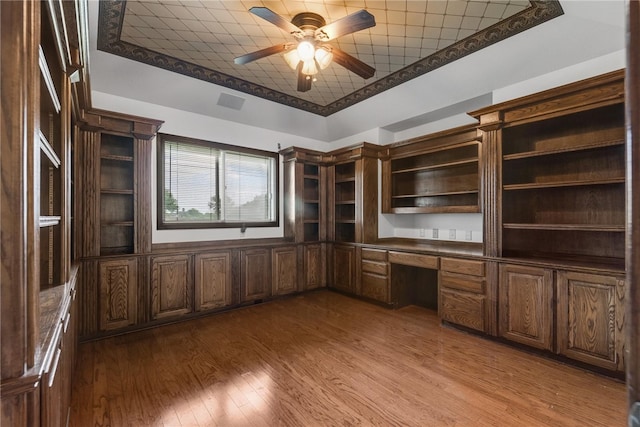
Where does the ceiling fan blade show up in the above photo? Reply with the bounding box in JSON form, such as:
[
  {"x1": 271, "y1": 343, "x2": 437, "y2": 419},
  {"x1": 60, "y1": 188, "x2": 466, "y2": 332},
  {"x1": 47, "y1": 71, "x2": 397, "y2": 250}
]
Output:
[
  {"x1": 249, "y1": 7, "x2": 303, "y2": 37},
  {"x1": 296, "y1": 62, "x2": 312, "y2": 92},
  {"x1": 314, "y1": 10, "x2": 375, "y2": 41},
  {"x1": 331, "y1": 47, "x2": 375, "y2": 79},
  {"x1": 234, "y1": 44, "x2": 290, "y2": 65}
]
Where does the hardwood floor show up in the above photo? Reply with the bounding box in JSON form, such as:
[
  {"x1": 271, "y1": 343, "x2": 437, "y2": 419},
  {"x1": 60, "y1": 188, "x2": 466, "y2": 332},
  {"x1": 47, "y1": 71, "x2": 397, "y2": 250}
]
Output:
[{"x1": 69, "y1": 290, "x2": 625, "y2": 426}]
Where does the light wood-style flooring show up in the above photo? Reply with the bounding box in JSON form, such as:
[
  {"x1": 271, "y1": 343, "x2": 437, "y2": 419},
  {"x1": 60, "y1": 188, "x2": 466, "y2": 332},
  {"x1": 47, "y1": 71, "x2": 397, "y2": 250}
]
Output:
[{"x1": 69, "y1": 290, "x2": 626, "y2": 426}]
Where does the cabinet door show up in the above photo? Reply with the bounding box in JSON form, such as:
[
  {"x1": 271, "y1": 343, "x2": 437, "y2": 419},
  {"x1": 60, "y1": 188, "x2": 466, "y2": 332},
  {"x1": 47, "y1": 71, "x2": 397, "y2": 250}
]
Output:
[
  {"x1": 499, "y1": 264, "x2": 554, "y2": 350},
  {"x1": 151, "y1": 255, "x2": 192, "y2": 320},
  {"x1": 195, "y1": 252, "x2": 231, "y2": 311},
  {"x1": 304, "y1": 244, "x2": 325, "y2": 290},
  {"x1": 332, "y1": 244, "x2": 356, "y2": 293},
  {"x1": 557, "y1": 271, "x2": 625, "y2": 371},
  {"x1": 272, "y1": 246, "x2": 298, "y2": 296},
  {"x1": 98, "y1": 258, "x2": 137, "y2": 331},
  {"x1": 241, "y1": 248, "x2": 271, "y2": 302}
]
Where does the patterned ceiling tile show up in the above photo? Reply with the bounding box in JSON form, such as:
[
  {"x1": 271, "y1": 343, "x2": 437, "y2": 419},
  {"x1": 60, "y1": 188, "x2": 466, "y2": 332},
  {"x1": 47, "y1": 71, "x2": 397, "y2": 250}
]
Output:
[{"x1": 98, "y1": 0, "x2": 563, "y2": 116}]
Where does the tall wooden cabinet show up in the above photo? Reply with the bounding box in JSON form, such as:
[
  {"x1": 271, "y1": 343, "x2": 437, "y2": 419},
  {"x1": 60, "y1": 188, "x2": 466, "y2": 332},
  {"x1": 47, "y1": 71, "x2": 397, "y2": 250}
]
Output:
[
  {"x1": 76, "y1": 110, "x2": 163, "y2": 337},
  {"x1": 2, "y1": 1, "x2": 88, "y2": 425},
  {"x1": 472, "y1": 70, "x2": 627, "y2": 372}
]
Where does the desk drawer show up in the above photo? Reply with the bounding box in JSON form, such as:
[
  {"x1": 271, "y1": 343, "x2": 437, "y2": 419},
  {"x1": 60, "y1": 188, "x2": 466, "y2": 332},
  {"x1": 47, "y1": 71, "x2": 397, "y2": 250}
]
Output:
[
  {"x1": 388, "y1": 251, "x2": 438, "y2": 269},
  {"x1": 440, "y1": 289, "x2": 485, "y2": 332},
  {"x1": 362, "y1": 259, "x2": 387, "y2": 276},
  {"x1": 440, "y1": 257, "x2": 484, "y2": 277},
  {"x1": 362, "y1": 248, "x2": 387, "y2": 262},
  {"x1": 361, "y1": 272, "x2": 388, "y2": 302},
  {"x1": 440, "y1": 271, "x2": 485, "y2": 294}
]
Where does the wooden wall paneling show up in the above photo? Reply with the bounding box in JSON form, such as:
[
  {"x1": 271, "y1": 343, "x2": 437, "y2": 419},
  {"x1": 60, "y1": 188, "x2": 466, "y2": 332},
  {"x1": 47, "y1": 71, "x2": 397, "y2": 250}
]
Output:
[
  {"x1": 79, "y1": 260, "x2": 98, "y2": 337},
  {"x1": 557, "y1": 271, "x2": 625, "y2": 371},
  {"x1": 240, "y1": 248, "x2": 271, "y2": 302},
  {"x1": 230, "y1": 249, "x2": 241, "y2": 306},
  {"x1": 135, "y1": 138, "x2": 152, "y2": 254},
  {"x1": 98, "y1": 258, "x2": 137, "y2": 331},
  {"x1": 499, "y1": 264, "x2": 554, "y2": 351},
  {"x1": 479, "y1": 127, "x2": 502, "y2": 258},
  {"x1": 195, "y1": 251, "x2": 232, "y2": 311},
  {"x1": 361, "y1": 156, "x2": 379, "y2": 244},
  {"x1": 77, "y1": 130, "x2": 100, "y2": 257},
  {"x1": 151, "y1": 255, "x2": 193, "y2": 320},
  {"x1": 272, "y1": 246, "x2": 298, "y2": 296},
  {"x1": 138, "y1": 256, "x2": 150, "y2": 325},
  {"x1": 626, "y1": 0, "x2": 640, "y2": 417}
]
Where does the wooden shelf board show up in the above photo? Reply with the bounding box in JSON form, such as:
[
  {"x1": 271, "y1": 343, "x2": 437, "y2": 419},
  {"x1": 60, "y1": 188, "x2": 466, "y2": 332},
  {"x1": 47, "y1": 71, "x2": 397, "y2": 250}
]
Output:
[
  {"x1": 503, "y1": 178, "x2": 624, "y2": 191},
  {"x1": 392, "y1": 190, "x2": 478, "y2": 198},
  {"x1": 101, "y1": 222, "x2": 134, "y2": 227},
  {"x1": 100, "y1": 189, "x2": 134, "y2": 195},
  {"x1": 390, "y1": 205, "x2": 480, "y2": 214},
  {"x1": 39, "y1": 130, "x2": 61, "y2": 168},
  {"x1": 335, "y1": 200, "x2": 356, "y2": 205},
  {"x1": 101, "y1": 154, "x2": 134, "y2": 162},
  {"x1": 391, "y1": 158, "x2": 478, "y2": 175},
  {"x1": 39, "y1": 216, "x2": 61, "y2": 228},
  {"x1": 303, "y1": 220, "x2": 319, "y2": 224},
  {"x1": 303, "y1": 200, "x2": 320, "y2": 204},
  {"x1": 335, "y1": 178, "x2": 356, "y2": 184},
  {"x1": 39, "y1": 46, "x2": 61, "y2": 113},
  {"x1": 502, "y1": 138, "x2": 624, "y2": 161},
  {"x1": 303, "y1": 175, "x2": 319, "y2": 179},
  {"x1": 503, "y1": 223, "x2": 624, "y2": 232},
  {"x1": 335, "y1": 220, "x2": 356, "y2": 224}
]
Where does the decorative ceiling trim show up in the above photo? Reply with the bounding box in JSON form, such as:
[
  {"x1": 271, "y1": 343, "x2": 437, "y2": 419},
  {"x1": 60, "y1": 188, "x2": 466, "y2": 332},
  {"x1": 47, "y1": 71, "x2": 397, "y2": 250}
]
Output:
[{"x1": 98, "y1": 1, "x2": 563, "y2": 117}]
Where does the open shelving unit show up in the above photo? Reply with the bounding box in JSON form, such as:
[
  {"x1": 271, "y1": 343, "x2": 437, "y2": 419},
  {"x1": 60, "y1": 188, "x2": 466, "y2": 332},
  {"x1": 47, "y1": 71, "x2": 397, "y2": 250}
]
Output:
[
  {"x1": 500, "y1": 102, "x2": 625, "y2": 268},
  {"x1": 100, "y1": 133, "x2": 135, "y2": 255},
  {"x1": 333, "y1": 161, "x2": 357, "y2": 242},
  {"x1": 302, "y1": 163, "x2": 321, "y2": 242},
  {"x1": 383, "y1": 127, "x2": 481, "y2": 214}
]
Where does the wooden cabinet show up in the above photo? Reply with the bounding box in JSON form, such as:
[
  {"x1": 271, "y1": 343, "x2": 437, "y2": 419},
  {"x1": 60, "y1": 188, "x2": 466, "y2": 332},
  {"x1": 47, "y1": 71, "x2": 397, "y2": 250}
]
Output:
[
  {"x1": 195, "y1": 251, "x2": 232, "y2": 311},
  {"x1": 499, "y1": 264, "x2": 554, "y2": 351},
  {"x1": 361, "y1": 248, "x2": 389, "y2": 303},
  {"x1": 327, "y1": 143, "x2": 380, "y2": 244},
  {"x1": 98, "y1": 258, "x2": 138, "y2": 331},
  {"x1": 557, "y1": 271, "x2": 626, "y2": 371},
  {"x1": 381, "y1": 125, "x2": 481, "y2": 213},
  {"x1": 272, "y1": 246, "x2": 298, "y2": 296},
  {"x1": 331, "y1": 244, "x2": 357, "y2": 293},
  {"x1": 281, "y1": 147, "x2": 326, "y2": 243},
  {"x1": 439, "y1": 257, "x2": 486, "y2": 332},
  {"x1": 304, "y1": 244, "x2": 326, "y2": 290},
  {"x1": 240, "y1": 248, "x2": 271, "y2": 302},
  {"x1": 151, "y1": 255, "x2": 193, "y2": 320}
]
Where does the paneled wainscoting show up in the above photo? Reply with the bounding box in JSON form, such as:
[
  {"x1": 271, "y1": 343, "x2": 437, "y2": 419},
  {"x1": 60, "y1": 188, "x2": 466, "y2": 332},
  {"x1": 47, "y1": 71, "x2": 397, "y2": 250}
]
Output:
[{"x1": 69, "y1": 290, "x2": 625, "y2": 426}]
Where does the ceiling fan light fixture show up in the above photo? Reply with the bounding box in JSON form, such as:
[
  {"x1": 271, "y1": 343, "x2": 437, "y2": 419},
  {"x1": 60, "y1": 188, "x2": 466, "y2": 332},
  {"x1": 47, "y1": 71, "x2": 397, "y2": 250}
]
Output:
[
  {"x1": 301, "y1": 59, "x2": 319, "y2": 75},
  {"x1": 283, "y1": 49, "x2": 301, "y2": 70},
  {"x1": 296, "y1": 40, "x2": 315, "y2": 62},
  {"x1": 314, "y1": 47, "x2": 333, "y2": 69}
]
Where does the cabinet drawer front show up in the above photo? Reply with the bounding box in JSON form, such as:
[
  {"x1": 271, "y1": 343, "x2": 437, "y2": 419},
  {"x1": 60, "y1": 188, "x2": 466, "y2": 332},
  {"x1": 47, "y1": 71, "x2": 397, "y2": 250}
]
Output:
[
  {"x1": 388, "y1": 251, "x2": 438, "y2": 269},
  {"x1": 362, "y1": 259, "x2": 387, "y2": 276},
  {"x1": 440, "y1": 257, "x2": 485, "y2": 276},
  {"x1": 361, "y1": 273, "x2": 389, "y2": 302},
  {"x1": 440, "y1": 271, "x2": 484, "y2": 294},
  {"x1": 362, "y1": 248, "x2": 387, "y2": 261},
  {"x1": 439, "y1": 289, "x2": 485, "y2": 332}
]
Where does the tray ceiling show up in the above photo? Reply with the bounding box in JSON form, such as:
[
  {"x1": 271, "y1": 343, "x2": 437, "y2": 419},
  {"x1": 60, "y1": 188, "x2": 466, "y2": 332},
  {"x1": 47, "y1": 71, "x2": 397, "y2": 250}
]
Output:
[{"x1": 98, "y1": 1, "x2": 563, "y2": 116}]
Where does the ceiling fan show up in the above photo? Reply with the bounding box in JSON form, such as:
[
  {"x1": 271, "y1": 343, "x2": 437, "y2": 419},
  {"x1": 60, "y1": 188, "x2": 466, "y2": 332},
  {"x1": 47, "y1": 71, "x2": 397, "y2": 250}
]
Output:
[{"x1": 234, "y1": 7, "x2": 376, "y2": 92}]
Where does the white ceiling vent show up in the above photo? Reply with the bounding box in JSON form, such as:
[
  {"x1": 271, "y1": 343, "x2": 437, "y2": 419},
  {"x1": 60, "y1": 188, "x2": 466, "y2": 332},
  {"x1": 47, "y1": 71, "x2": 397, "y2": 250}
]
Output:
[{"x1": 217, "y1": 93, "x2": 245, "y2": 111}]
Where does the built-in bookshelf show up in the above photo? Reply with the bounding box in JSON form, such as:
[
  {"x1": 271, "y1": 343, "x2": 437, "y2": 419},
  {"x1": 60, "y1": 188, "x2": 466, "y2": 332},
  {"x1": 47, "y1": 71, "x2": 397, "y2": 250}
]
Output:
[
  {"x1": 334, "y1": 161, "x2": 357, "y2": 243},
  {"x1": 100, "y1": 133, "x2": 135, "y2": 255},
  {"x1": 303, "y1": 163, "x2": 321, "y2": 241},
  {"x1": 500, "y1": 102, "x2": 625, "y2": 268}
]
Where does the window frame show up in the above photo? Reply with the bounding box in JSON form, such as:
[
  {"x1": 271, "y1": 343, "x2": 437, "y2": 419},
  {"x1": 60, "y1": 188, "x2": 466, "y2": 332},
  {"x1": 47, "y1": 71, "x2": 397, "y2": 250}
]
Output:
[{"x1": 156, "y1": 133, "x2": 279, "y2": 230}]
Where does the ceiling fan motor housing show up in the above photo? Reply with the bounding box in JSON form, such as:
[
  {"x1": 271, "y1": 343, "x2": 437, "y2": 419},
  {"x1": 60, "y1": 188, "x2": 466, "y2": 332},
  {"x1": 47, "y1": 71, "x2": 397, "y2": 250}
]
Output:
[{"x1": 292, "y1": 12, "x2": 326, "y2": 32}]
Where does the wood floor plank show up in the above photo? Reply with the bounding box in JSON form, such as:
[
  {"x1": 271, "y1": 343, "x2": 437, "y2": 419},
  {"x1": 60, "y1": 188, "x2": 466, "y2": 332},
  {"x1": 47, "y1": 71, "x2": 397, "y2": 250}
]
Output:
[{"x1": 69, "y1": 290, "x2": 626, "y2": 426}]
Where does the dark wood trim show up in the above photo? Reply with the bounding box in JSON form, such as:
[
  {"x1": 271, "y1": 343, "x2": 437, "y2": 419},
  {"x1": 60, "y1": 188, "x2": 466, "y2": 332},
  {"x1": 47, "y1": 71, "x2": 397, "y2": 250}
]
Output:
[
  {"x1": 151, "y1": 237, "x2": 293, "y2": 254},
  {"x1": 626, "y1": 0, "x2": 640, "y2": 414}
]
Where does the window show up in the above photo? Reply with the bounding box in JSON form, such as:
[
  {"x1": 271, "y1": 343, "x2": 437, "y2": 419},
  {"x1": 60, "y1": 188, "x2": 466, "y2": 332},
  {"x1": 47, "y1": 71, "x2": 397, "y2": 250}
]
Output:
[{"x1": 157, "y1": 134, "x2": 278, "y2": 229}]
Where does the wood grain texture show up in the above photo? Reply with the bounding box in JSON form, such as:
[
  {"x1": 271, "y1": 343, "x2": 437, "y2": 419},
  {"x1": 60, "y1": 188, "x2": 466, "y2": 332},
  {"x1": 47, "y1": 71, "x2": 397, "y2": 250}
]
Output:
[
  {"x1": 195, "y1": 251, "x2": 232, "y2": 311},
  {"x1": 271, "y1": 246, "x2": 297, "y2": 296},
  {"x1": 240, "y1": 248, "x2": 271, "y2": 302},
  {"x1": 98, "y1": 258, "x2": 137, "y2": 331},
  {"x1": 69, "y1": 290, "x2": 626, "y2": 427},
  {"x1": 626, "y1": 0, "x2": 640, "y2": 411},
  {"x1": 303, "y1": 244, "x2": 325, "y2": 290},
  {"x1": 439, "y1": 288, "x2": 485, "y2": 331},
  {"x1": 557, "y1": 271, "x2": 625, "y2": 371},
  {"x1": 331, "y1": 244, "x2": 356, "y2": 293},
  {"x1": 499, "y1": 264, "x2": 554, "y2": 351},
  {"x1": 151, "y1": 255, "x2": 193, "y2": 320}
]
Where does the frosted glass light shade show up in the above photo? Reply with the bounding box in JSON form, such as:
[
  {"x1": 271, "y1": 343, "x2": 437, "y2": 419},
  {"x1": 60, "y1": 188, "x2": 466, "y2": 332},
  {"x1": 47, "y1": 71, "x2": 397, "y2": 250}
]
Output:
[
  {"x1": 283, "y1": 49, "x2": 300, "y2": 70},
  {"x1": 314, "y1": 47, "x2": 333, "y2": 69},
  {"x1": 296, "y1": 41, "x2": 315, "y2": 61},
  {"x1": 301, "y1": 60, "x2": 318, "y2": 75}
]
